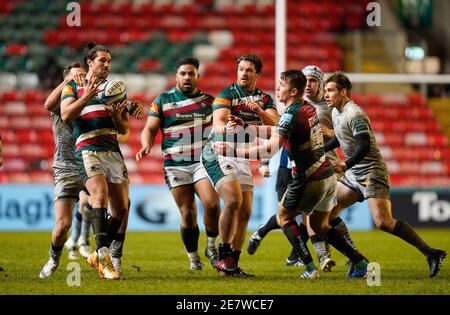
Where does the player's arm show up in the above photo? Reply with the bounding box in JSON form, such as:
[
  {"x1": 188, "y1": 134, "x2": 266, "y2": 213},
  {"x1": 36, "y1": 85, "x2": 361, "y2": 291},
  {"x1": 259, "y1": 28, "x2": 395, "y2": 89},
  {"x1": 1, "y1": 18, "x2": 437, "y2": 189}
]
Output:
[
  {"x1": 332, "y1": 115, "x2": 371, "y2": 173},
  {"x1": 240, "y1": 131, "x2": 285, "y2": 159},
  {"x1": 136, "y1": 116, "x2": 160, "y2": 162},
  {"x1": 253, "y1": 125, "x2": 275, "y2": 139},
  {"x1": 45, "y1": 73, "x2": 85, "y2": 112},
  {"x1": 60, "y1": 77, "x2": 101, "y2": 123},
  {"x1": 44, "y1": 80, "x2": 69, "y2": 112},
  {"x1": 334, "y1": 133, "x2": 370, "y2": 173},
  {"x1": 249, "y1": 105, "x2": 278, "y2": 125},
  {"x1": 247, "y1": 100, "x2": 279, "y2": 126},
  {"x1": 261, "y1": 107, "x2": 279, "y2": 125},
  {"x1": 319, "y1": 116, "x2": 335, "y2": 140},
  {"x1": 213, "y1": 108, "x2": 231, "y2": 134},
  {"x1": 324, "y1": 136, "x2": 340, "y2": 152},
  {"x1": 213, "y1": 131, "x2": 286, "y2": 160},
  {"x1": 212, "y1": 94, "x2": 232, "y2": 135},
  {"x1": 226, "y1": 115, "x2": 274, "y2": 139}
]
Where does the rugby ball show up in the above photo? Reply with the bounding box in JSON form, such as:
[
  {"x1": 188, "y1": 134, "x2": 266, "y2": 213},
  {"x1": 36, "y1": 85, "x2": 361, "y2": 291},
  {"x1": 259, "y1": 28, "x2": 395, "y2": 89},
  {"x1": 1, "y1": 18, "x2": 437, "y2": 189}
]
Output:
[{"x1": 97, "y1": 79, "x2": 127, "y2": 105}]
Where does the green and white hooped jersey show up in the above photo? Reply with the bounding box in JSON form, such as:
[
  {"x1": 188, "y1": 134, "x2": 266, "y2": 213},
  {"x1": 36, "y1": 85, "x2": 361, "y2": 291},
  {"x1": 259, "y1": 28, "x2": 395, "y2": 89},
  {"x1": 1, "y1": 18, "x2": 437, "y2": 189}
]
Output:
[
  {"x1": 148, "y1": 87, "x2": 214, "y2": 167},
  {"x1": 61, "y1": 80, "x2": 120, "y2": 153},
  {"x1": 210, "y1": 82, "x2": 275, "y2": 143}
]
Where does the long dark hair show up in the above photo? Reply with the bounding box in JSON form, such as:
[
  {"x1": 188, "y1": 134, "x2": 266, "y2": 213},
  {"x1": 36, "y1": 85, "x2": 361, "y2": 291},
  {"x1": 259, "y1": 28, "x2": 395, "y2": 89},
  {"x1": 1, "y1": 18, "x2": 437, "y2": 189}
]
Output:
[{"x1": 83, "y1": 42, "x2": 111, "y2": 71}]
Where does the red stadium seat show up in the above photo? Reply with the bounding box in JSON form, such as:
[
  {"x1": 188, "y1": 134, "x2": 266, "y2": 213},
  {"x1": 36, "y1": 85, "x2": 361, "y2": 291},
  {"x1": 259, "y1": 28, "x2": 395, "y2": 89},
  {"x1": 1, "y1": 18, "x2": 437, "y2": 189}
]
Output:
[
  {"x1": 2, "y1": 90, "x2": 21, "y2": 102},
  {"x1": 6, "y1": 172, "x2": 31, "y2": 184},
  {"x1": 23, "y1": 90, "x2": 44, "y2": 103},
  {"x1": 16, "y1": 130, "x2": 38, "y2": 142},
  {"x1": 30, "y1": 171, "x2": 53, "y2": 183},
  {"x1": 5, "y1": 43, "x2": 28, "y2": 56}
]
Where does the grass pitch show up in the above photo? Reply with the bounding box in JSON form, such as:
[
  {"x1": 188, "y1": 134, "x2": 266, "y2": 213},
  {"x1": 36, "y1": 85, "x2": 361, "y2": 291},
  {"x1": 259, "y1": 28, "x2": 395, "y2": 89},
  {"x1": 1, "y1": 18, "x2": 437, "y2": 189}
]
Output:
[{"x1": 0, "y1": 229, "x2": 449, "y2": 295}]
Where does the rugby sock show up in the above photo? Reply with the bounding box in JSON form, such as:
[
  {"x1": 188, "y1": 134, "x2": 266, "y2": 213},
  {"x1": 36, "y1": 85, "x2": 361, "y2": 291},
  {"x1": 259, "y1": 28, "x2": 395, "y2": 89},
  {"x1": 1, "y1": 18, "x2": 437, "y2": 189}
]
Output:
[
  {"x1": 106, "y1": 216, "x2": 123, "y2": 246},
  {"x1": 218, "y1": 243, "x2": 232, "y2": 260},
  {"x1": 287, "y1": 223, "x2": 310, "y2": 260},
  {"x1": 80, "y1": 204, "x2": 92, "y2": 244},
  {"x1": 90, "y1": 207, "x2": 108, "y2": 250},
  {"x1": 258, "y1": 214, "x2": 280, "y2": 237},
  {"x1": 111, "y1": 233, "x2": 126, "y2": 258},
  {"x1": 311, "y1": 235, "x2": 328, "y2": 259},
  {"x1": 205, "y1": 228, "x2": 218, "y2": 249},
  {"x1": 50, "y1": 243, "x2": 63, "y2": 261},
  {"x1": 393, "y1": 220, "x2": 432, "y2": 256},
  {"x1": 325, "y1": 227, "x2": 365, "y2": 263},
  {"x1": 299, "y1": 223, "x2": 309, "y2": 243},
  {"x1": 287, "y1": 247, "x2": 298, "y2": 261},
  {"x1": 70, "y1": 211, "x2": 82, "y2": 243},
  {"x1": 181, "y1": 226, "x2": 200, "y2": 253},
  {"x1": 330, "y1": 216, "x2": 358, "y2": 250},
  {"x1": 282, "y1": 221, "x2": 313, "y2": 265},
  {"x1": 231, "y1": 249, "x2": 241, "y2": 265}
]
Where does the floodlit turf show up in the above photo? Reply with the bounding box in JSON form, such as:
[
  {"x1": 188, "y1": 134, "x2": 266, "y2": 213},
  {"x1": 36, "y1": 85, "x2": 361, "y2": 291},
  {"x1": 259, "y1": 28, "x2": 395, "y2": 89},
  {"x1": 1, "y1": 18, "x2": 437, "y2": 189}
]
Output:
[{"x1": 0, "y1": 229, "x2": 449, "y2": 295}]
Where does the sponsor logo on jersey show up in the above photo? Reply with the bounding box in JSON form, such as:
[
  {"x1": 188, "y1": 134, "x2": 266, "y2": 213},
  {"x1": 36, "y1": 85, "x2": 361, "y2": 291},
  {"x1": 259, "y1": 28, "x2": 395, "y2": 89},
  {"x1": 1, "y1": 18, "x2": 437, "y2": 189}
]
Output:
[
  {"x1": 62, "y1": 85, "x2": 74, "y2": 97},
  {"x1": 279, "y1": 113, "x2": 293, "y2": 127},
  {"x1": 149, "y1": 103, "x2": 159, "y2": 114}
]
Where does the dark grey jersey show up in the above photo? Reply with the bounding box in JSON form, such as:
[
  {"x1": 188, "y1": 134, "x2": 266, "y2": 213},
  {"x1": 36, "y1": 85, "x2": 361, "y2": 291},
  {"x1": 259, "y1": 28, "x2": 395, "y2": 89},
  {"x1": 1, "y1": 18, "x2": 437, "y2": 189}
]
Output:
[
  {"x1": 332, "y1": 100, "x2": 388, "y2": 181},
  {"x1": 50, "y1": 109, "x2": 79, "y2": 175},
  {"x1": 304, "y1": 96, "x2": 339, "y2": 164}
]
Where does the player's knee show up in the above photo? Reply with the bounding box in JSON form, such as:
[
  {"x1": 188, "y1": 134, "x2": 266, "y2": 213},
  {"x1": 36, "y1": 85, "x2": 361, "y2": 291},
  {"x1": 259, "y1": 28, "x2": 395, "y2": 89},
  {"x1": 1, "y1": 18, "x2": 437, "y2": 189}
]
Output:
[
  {"x1": 309, "y1": 220, "x2": 320, "y2": 234},
  {"x1": 329, "y1": 204, "x2": 344, "y2": 219},
  {"x1": 204, "y1": 206, "x2": 220, "y2": 223},
  {"x1": 309, "y1": 220, "x2": 326, "y2": 236},
  {"x1": 204, "y1": 199, "x2": 220, "y2": 214},
  {"x1": 180, "y1": 208, "x2": 196, "y2": 226},
  {"x1": 278, "y1": 212, "x2": 292, "y2": 227},
  {"x1": 224, "y1": 199, "x2": 242, "y2": 213},
  {"x1": 87, "y1": 187, "x2": 108, "y2": 205},
  {"x1": 90, "y1": 194, "x2": 108, "y2": 207}
]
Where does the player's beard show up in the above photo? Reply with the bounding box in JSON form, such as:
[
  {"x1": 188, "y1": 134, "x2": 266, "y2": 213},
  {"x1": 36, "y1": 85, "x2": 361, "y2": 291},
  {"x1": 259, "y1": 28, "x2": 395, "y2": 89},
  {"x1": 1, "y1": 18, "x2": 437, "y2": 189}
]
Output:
[
  {"x1": 179, "y1": 83, "x2": 196, "y2": 95},
  {"x1": 238, "y1": 77, "x2": 255, "y2": 92},
  {"x1": 95, "y1": 68, "x2": 109, "y2": 80}
]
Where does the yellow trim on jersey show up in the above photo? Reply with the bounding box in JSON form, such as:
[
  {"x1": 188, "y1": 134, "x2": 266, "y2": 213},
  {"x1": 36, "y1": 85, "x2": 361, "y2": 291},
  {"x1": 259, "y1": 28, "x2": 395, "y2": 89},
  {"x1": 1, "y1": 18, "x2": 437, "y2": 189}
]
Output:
[
  {"x1": 62, "y1": 85, "x2": 74, "y2": 97},
  {"x1": 213, "y1": 98, "x2": 231, "y2": 106},
  {"x1": 148, "y1": 103, "x2": 159, "y2": 114}
]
